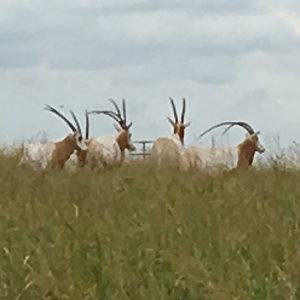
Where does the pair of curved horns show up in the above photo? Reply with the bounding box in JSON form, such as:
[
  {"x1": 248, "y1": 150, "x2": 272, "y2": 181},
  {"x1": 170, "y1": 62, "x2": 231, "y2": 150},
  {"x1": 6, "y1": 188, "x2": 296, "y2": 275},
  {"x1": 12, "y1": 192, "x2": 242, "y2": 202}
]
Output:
[
  {"x1": 108, "y1": 98, "x2": 127, "y2": 125},
  {"x1": 88, "y1": 98, "x2": 130, "y2": 129},
  {"x1": 45, "y1": 105, "x2": 89, "y2": 139},
  {"x1": 169, "y1": 98, "x2": 186, "y2": 123},
  {"x1": 198, "y1": 121, "x2": 255, "y2": 139}
]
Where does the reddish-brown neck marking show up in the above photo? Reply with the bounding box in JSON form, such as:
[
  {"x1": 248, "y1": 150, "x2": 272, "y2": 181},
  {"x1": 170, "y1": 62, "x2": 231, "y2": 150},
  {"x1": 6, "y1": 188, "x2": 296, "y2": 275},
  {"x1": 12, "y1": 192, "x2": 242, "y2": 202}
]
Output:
[
  {"x1": 116, "y1": 130, "x2": 129, "y2": 152},
  {"x1": 51, "y1": 134, "x2": 77, "y2": 169},
  {"x1": 173, "y1": 124, "x2": 185, "y2": 144},
  {"x1": 236, "y1": 139, "x2": 257, "y2": 169},
  {"x1": 76, "y1": 139, "x2": 90, "y2": 168}
]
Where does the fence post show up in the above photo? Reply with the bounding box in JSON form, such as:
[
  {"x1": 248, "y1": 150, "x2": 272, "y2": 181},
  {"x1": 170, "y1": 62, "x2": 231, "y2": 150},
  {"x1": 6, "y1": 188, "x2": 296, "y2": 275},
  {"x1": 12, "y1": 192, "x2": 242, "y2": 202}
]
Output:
[
  {"x1": 142, "y1": 141, "x2": 146, "y2": 160},
  {"x1": 131, "y1": 140, "x2": 154, "y2": 160}
]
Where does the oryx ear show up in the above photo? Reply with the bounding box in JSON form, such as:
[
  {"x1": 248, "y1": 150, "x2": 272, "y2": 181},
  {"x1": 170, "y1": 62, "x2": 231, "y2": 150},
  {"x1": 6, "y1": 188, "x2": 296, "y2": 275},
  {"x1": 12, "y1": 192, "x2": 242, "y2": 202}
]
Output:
[
  {"x1": 127, "y1": 122, "x2": 133, "y2": 130},
  {"x1": 249, "y1": 131, "x2": 260, "y2": 139},
  {"x1": 184, "y1": 121, "x2": 191, "y2": 128},
  {"x1": 114, "y1": 123, "x2": 122, "y2": 132},
  {"x1": 167, "y1": 117, "x2": 175, "y2": 126}
]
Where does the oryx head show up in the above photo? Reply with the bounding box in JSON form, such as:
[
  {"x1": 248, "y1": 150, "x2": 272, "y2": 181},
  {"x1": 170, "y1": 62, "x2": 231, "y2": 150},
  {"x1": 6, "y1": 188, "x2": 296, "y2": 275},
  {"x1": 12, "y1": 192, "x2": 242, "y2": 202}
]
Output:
[
  {"x1": 88, "y1": 98, "x2": 135, "y2": 151},
  {"x1": 44, "y1": 104, "x2": 88, "y2": 151},
  {"x1": 167, "y1": 98, "x2": 191, "y2": 145}
]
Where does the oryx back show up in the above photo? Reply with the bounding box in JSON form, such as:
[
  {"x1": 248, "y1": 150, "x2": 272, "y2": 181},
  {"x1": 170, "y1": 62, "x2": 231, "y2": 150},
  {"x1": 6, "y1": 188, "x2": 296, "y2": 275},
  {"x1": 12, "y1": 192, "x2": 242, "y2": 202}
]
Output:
[
  {"x1": 93, "y1": 135, "x2": 122, "y2": 167},
  {"x1": 195, "y1": 146, "x2": 238, "y2": 169},
  {"x1": 21, "y1": 141, "x2": 55, "y2": 171}
]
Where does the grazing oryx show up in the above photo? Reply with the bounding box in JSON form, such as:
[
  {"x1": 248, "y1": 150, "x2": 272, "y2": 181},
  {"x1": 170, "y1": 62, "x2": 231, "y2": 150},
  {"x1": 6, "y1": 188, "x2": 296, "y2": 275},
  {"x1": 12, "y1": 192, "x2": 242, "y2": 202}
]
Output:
[
  {"x1": 84, "y1": 98, "x2": 136, "y2": 171},
  {"x1": 20, "y1": 105, "x2": 87, "y2": 171},
  {"x1": 149, "y1": 98, "x2": 191, "y2": 165},
  {"x1": 184, "y1": 121, "x2": 265, "y2": 171}
]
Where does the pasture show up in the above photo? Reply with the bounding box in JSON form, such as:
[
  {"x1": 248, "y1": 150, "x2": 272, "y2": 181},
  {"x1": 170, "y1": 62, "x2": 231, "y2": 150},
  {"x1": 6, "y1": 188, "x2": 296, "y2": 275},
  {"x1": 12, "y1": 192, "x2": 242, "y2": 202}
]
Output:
[{"x1": 1, "y1": 145, "x2": 300, "y2": 300}]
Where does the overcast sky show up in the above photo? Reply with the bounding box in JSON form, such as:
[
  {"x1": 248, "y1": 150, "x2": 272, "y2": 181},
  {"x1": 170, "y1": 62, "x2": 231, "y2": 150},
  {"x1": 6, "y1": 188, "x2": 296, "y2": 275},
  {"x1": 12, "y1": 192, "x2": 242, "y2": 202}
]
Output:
[{"x1": 0, "y1": 0, "x2": 299, "y2": 154}]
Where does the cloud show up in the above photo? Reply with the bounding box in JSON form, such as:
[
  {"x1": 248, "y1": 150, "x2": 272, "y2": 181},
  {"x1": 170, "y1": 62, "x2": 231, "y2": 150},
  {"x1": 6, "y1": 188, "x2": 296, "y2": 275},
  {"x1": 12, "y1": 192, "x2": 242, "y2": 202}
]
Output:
[
  {"x1": 0, "y1": 0, "x2": 299, "y2": 158},
  {"x1": 278, "y1": 11, "x2": 300, "y2": 36},
  {"x1": 80, "y1": 0, "x2": 269, "y2": 16}
]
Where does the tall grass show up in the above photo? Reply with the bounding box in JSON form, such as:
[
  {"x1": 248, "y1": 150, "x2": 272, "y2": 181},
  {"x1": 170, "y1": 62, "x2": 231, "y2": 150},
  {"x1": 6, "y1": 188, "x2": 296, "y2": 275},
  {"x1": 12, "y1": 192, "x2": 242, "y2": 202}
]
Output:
[{"x1": 1, "y1": 148, "x2": 300, "y2": 299}]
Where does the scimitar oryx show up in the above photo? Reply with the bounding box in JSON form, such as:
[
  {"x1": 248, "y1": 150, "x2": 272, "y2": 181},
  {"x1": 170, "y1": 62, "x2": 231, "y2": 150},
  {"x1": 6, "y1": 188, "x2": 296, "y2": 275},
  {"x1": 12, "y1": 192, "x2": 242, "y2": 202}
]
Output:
[
  {"x1": 20, "y1": 105, "x2": 87, "y2": 171},
  {"x1": 149, "y1": 98, "x2": 191, "y2": 166},
  {"x1": 81, "y1": 98, "x2": 136, "y2": 171},
  {"x1": 183, "y1": 121, "x2": 266, "y2": 171}
]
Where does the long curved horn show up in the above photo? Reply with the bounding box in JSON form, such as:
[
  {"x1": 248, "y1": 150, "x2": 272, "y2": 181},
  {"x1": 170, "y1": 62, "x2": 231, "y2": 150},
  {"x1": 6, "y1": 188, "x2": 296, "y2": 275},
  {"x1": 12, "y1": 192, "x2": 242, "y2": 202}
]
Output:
[
  {"x1": 180, "y1": 98, "x2": 186, "y2": 123},
  {"x1": 198, "y1": 121, "x2": 255, "y2": 139},
  {"x1": 122, "y1": 98, "x2": 127, "y2": 125},
  {"x1": 88, "y1": 110, "x2": 126, "y2": 128},
  {"x1": 44, "y1": 104, "x2": 76, "y2": 132},
  {"x1": 108, "y1": 99, "x2": 122, "y2": 118},
  {"x1": 85, "y1": 110, "x2": 89, "y2": 139},
  {"x1": 89, "y1": 98, "x2": 130, "y2": 130},
  {"x1": 169, "y1": 97, "x2": 178, "y2": 123},
  {"x1": 220, "y1": 124, "x2": 235, "y2": 136},
  {"x1": 226, "y1": 122, "x2": 255, "y2": 135},
  {"x1": 88, "y1": 110, "x2": 121, "y2": 123},
  {"x1": 237, "y1": 122, "x2": 255, "y2": 134},
  {"x1": 70, "y1": 110, "x2": 82, "y2": 136},
  {"x1": 220, "y1": 121, "x2": 256, "y2": 136}
]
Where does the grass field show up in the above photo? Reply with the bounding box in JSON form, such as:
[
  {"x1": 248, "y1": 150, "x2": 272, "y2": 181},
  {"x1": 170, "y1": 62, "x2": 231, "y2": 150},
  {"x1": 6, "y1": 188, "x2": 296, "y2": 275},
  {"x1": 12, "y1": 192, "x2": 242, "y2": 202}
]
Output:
[{"x1": 1, "y1": 148, "x2": 300, "y2": 299}]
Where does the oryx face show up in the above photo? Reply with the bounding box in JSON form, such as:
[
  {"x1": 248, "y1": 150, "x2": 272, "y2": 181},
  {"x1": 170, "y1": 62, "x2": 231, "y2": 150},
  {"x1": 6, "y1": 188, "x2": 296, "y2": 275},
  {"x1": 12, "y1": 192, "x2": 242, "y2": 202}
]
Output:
[
  {"x1": 114, "y1": 123, "x2": 136, "y2": 152},
  {"x1": 126, "y1": 131, "x2": 135, "y2": 151},
  {"x1": 245, "y1": 131, "x2": 265, "y2": 153},
  {"x1": 74, "y1": 131, "x2": 88, "y2": 151}
]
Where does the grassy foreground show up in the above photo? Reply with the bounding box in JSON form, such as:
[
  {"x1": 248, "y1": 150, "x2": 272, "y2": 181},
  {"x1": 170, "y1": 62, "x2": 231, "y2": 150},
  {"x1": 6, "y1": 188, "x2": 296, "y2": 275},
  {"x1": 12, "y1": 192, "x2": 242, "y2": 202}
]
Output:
[{"x1": 0, "y1": 151, "x2": 300, "y2": 299}]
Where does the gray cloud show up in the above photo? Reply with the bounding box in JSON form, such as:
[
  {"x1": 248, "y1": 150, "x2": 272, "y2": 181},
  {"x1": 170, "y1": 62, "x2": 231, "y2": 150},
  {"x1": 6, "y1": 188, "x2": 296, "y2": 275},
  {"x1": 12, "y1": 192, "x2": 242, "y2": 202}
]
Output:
[
  {"x1": 1, "y1": 1, "x2": 298, "y2": 71},
  {"x1": 73, "y1": 0, "x2": 269, "y2": 16}
]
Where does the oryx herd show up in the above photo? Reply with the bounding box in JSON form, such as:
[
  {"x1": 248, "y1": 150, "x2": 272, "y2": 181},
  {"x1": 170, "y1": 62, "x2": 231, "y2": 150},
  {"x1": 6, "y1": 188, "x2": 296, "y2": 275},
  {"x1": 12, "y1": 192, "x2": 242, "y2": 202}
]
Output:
[{"x1": 19, "y1": 98, "x2": 266, "y2": 173}]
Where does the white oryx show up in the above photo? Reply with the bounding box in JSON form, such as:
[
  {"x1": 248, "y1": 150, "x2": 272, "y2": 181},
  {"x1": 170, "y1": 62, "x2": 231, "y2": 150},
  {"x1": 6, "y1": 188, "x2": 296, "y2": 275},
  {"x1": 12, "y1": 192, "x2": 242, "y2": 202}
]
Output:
[
  {"x1": 77, "y1": 98, "x2": 136, "y2": 171},
  {"x1": 182, "y1": 121, "x2": 266, "y2": 171},
  {"x1": 20, "y1": 105, "x2": 87, "y2": 171},
  {"x1": 149, "y1": 98, "x2": 191, "y2": 165}
]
